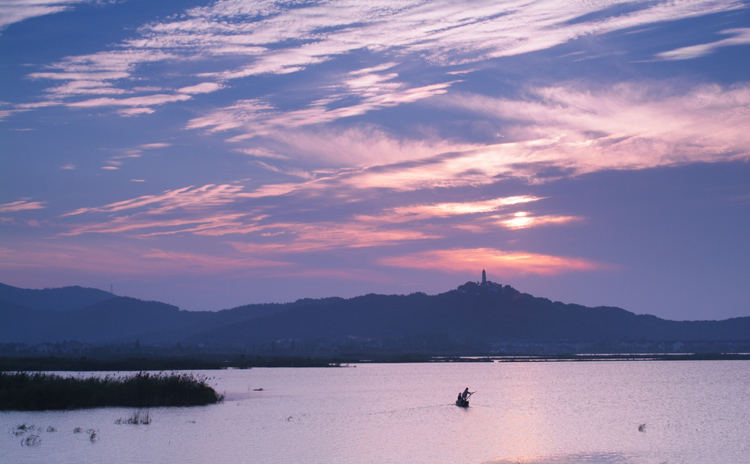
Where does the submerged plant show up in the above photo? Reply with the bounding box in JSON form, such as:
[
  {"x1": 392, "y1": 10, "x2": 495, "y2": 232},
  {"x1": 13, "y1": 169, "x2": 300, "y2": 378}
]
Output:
[
  {"x1": 21, "y1": 434, "x2": 41, "y2": 447},
  {"x1": 116, "y1": 410, "x2": 151, "y2": 425}
]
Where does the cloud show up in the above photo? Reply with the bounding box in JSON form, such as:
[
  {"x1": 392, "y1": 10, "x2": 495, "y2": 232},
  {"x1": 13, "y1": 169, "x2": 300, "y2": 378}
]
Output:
[
  {"x1": 67, "y1": 92, "x2": 192, "y2": 109},
  {"x1": 177, "y1": 81, "x2": 225, "y2": 94},
  {"x1": 233, "y1": 125, "x2": 478, "y2": 168},
  {"x1": 63, "y1": 212, "x2": 256, "y2": 237},
  {"x1": 0, "y1": 199, "x2": 46, "y2": 213},
  {"x1": 176, "y1": 81, "x2": 750, "y2": 201},
  {"x1": 428, "y1": 82, "x2": 750, "y2": 182},
  {"x1": 493, "y1": 211, "x2": 582, "y2": 230},
  {"x1": 139, "y1": 142, "x2": 170, "y2": 149},
  {"x1": 356, "y1": 196, "x2": 543, "y2": 223},
  {"x1": 379, "y1": 247, "x2": 604, "y2": 276},
  {"x1": 63, "y1": 183, "x2": 249, "y2": 216},
  {"x1": 0, "y1": 243, "x2": 290, "y2": 275},
  {"x1": 229, "y1": 222, "x2": 441, "y2": 254},
  {"x1": 15, "y1": 0, "x2": 744, "y2": 118},
  {"x1": 657, "y1": 28, "x2": 750, "y2": 60},
  {"x1": 186, "y1": 67, "x2": 457, "y2": 142},
  {"x1": 118, "y1": 107, "x2": 155, "y2": 117},
  {"x1": 0, "y1": 0, "x2": 91, "y2": 31}
]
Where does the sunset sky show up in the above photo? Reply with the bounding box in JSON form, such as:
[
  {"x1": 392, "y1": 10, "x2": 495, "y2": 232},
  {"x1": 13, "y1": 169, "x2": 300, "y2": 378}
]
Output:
[{"x1": 1, "y1": 0, "x2": 749, "y2": 319}]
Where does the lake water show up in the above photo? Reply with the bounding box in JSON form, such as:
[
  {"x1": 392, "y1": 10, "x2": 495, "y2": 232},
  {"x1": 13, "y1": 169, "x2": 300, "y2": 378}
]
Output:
[{"x1": 2, "y1": 361, "x2": 749, "y2": 464}]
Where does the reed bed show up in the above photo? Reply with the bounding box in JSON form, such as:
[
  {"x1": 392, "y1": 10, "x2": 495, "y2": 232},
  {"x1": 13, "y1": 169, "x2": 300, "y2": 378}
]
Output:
[{"x1": 0, "y1": 372, "x2": 223, "y2": 410}]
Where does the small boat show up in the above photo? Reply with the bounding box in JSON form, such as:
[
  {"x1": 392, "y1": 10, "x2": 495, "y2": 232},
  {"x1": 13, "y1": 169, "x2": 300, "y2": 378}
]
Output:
[
  {"x1": 455, "y1": 397, "x2": 470, "y2": 408},
  {"x1": 455, "y1": 390, "x2": 473, "y2": 407}
]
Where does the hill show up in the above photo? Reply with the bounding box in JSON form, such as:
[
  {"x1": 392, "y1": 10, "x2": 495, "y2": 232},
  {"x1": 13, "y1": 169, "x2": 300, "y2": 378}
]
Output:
[
  {"x1": 0, "y1": 283, "x2": 113, "y2": 312},
  {"x1": 1, "y1": 280, "x2": 748, "y2": 355}
]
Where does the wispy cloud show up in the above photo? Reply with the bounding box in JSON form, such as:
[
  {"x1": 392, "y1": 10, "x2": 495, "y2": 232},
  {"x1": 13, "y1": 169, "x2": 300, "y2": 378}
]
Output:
[
  {"x1": 229, "y1": 222, "x2": 441, "y2": 254},
  {"x1": 379, "y1": 247, "x2": 604, "y2": 276},
  {"x1": 177, "y1": 81, "x2": 225, "y2": 95},
  {"x1": 0, "y1": 199, "x2": 46, "y2": 213},
  {"x1": 493, "y1": 211, "x2": 582, "y2": 230},
  {"x1": 13, "y1": 0, "x2": 743, "y2": 118},
  {"x1": 0, "y1": 243, "x2": 290, "y2": 275},
  {"x1": 232, "y1": 125, "x2": 478, "y2": 168},
  {"x1": 67, "y1": 92, "x2": 192, "y2": 109},
  {"x1": 138, "y1": 142, "x2": 170, "y2": 150},
  {"x1": 186, "y1": 66, "x2": 457, "y2": 142},
  {"x1": 118, "y1": 107, "x2": 154, "y2": 117},
  {"x1": 657, "y1": 28, "x2": 750, "y2": 60},
  {"x1": 0, "y1": 0, "x2": 91, "y2": 31},
  {"x1": 357, "y1": 196, "x2": 543, "y2": 223},
  {"x1": 429, "y1": 82, "x2": 750, "y2": 182},
  {"x1": 63, "y1": 183, "x2": 248, "y2": 216}
]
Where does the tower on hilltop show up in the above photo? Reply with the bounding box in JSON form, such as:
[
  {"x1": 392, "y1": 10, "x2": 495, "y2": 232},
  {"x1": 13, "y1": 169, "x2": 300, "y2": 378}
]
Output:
[{"x1": 481, "y1": 269, "x2": 487, "y2": 285}]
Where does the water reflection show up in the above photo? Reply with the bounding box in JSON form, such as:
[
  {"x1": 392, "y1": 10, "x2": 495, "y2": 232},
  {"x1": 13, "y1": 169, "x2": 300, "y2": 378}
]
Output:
[
  {"x1": 2, "y1": 361, "x2": 749, "y2": 464},
  {"x1": 486, "y1": 451, "x2": 636, "y2": 464}
]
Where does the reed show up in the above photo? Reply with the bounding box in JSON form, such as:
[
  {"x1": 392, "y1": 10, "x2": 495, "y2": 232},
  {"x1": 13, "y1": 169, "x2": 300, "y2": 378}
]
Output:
[{"x1": 0, "y1": 372, "x2": 223, "y2": 410}]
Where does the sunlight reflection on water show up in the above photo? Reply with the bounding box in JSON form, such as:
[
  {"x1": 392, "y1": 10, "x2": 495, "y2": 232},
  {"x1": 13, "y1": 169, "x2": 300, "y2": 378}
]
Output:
[{"x1": 2, "y1": 361, "x2": 749, "y2": 464}]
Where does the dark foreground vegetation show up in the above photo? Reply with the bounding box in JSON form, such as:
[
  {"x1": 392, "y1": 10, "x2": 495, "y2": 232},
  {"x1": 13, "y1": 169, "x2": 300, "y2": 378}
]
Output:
[{"x1": 0, "y1": 372, "x2": 223, "y2": 410}]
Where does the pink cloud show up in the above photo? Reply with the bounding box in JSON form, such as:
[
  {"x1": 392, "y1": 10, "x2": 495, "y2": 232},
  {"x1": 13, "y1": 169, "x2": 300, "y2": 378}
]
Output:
[
  {"x1": 0, "y1": 199, "x2": 46, "y2": 213},
  {"x1": 64, "y1": 184, "x2": 249, "y2": 216},
  {"x1": 357, "y1": 196, "x2": 543, "y2": 223},
  {"x1": 187, "y1": 74, "x2": 456, "y2": 142},
  {"x1": 236, "y1": 125, "x2": 479, "y2": 168},
  {"x1": 177, "y1": 81, "x2": 225, "y2": 94},
  {"x1": 62, "y1": 213, "x2": 251, "y2": 237},
  {"x1": 139, "y1": 142, "x2": 171, "y2": 149},
  {"x1": 379, "y1": 247, "x2": 604, "y2": 276},
  {"x1": 657, "y1": 28, "x2": 750, "y2": 61},
  {"x1": 118, "y1": 107, "x2": 155, "y2": 117},
  {"x1": 0, "y1": 243, "x2": 289, "y2": 276},
  {"x1": 229, "y1": 222, "x2": 441, "y2": 254},
  {"x1": 68, "y1": 93, "x2": 192, "y2": 108},
  {"x1": 494, "y1": 211, "x2": 582, "y2": 230}
]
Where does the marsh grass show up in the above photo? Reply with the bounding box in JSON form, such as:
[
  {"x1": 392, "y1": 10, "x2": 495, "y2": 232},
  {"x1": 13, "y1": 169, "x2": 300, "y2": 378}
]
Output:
[{"x1": 0, "y1": 372, "x2": 223, "y2": 410}]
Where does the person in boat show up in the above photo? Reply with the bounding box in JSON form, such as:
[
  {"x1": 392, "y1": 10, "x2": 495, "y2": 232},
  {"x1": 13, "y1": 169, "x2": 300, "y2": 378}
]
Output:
[
  {"x1": 457, "y1": 393, "x2": 463, "y2": 403},
  {"x1": 462, "y1": 387, "x2": 470, "y2": 400}
]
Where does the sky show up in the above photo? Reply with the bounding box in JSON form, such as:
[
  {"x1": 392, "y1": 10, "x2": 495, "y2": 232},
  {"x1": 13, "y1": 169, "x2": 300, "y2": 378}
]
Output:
[{"x1": 1, "y1": 0, "x2": 749, "y2": 320}]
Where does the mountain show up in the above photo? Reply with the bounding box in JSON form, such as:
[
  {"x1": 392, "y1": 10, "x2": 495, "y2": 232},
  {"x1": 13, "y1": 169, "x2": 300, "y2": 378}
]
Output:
[
  {"x1": 0, "y1": 282, "x2": 113, "y2": 312},
  {"x1": 1, "y1": 280, "x2": 749, "y2": 355}
]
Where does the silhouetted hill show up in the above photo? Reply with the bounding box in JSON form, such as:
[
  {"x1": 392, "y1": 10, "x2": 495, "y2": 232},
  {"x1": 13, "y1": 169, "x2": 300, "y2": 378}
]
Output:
[
  {"x1": 1, "y1": 280, "x2": 749, "y2": 355},
  {"x1": 0, "y1": 283, "x2": 113, "y2": 312},
  {"x1": 188, "y1": 282, "x2": 750, "y2": 352}
]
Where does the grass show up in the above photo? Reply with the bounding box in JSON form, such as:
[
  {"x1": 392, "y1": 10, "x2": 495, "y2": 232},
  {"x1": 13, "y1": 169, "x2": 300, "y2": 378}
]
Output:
[{"x1": 0, "y1": 372, "x2": 223, "y2": 411}]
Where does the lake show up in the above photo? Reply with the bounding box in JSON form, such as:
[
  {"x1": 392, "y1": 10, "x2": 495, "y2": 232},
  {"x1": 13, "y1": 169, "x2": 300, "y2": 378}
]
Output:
[{"x1": 3, "y1": 361, "x2": 749, "y2": 463}]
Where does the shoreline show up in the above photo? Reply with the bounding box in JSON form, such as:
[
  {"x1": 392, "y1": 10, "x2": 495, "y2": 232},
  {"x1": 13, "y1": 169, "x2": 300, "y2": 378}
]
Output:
[{"x1": 2, "y1": 353, "x2": 750, "y2": 372}]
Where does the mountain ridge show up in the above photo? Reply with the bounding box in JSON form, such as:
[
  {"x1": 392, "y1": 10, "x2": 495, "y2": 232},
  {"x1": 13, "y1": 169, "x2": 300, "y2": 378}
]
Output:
[{"x1": 1, "y1": 280, "x2": 748, "y2": 354}]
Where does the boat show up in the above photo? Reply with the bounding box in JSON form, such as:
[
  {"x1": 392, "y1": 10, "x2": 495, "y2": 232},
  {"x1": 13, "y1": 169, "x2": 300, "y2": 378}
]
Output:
[{"x1": 455, "y1": 390, "x2": 473, "y2": 407}]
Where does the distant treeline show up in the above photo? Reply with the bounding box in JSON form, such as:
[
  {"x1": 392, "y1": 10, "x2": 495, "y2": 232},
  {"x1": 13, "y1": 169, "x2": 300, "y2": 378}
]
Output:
[
  {"x1": 0, "y1": 355, "x2": 343, "y2": 371},
  {"x1": 2, "y1": 352, "x2": 747, "y2": 373},
  {"x1": 0, "y1": 371, "x2": 223, "y2": 411}
]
